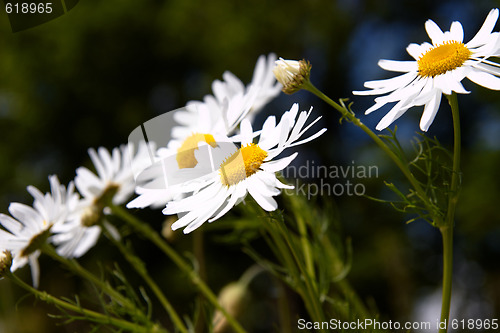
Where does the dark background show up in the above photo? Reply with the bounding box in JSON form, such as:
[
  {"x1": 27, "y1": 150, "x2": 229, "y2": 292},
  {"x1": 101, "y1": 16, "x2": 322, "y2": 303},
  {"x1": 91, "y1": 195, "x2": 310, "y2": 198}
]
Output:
[{"x1": 0, "y1": 0, "x2": 499, "y2": 331}]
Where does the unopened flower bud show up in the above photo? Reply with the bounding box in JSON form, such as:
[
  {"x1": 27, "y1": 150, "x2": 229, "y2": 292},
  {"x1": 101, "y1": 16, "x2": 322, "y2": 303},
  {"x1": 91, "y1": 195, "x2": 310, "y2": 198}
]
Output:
[
  {"x1": 212, "y1": 281, "x2": 249, "y2": 333},
  {"x1": 0, "y1": 250, "x2": 13, "y2": 277},
  {"x1": 273, "y1": 58, "x2": 312, "y2": 94},
  {"x1": 161, "y1": 215, "x2": 179, "y2": 242}
]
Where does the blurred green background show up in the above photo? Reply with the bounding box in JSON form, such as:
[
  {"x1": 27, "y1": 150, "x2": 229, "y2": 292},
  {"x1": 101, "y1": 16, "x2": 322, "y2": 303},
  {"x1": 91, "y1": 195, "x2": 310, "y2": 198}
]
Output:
[{"x1": 0, "y1": 0, "x2": 499, "y2": 332}]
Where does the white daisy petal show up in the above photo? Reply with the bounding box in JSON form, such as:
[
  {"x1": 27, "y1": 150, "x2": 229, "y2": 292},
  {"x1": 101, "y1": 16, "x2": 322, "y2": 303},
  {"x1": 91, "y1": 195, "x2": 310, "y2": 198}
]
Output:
[
  {"x1": 89, "y1": 148, "x2": 107, "y2": 180},
  {"x1": 164, "y1": 181, "x2": 220, "y2": 215},
  {"x1": 274, "y1": 177, "x2": 294, "y2": 190},
  {"x1": 260, "y1": 115, "x2": 276, "y2": 139},
  {"x1": 375, "y1": 101, "x2": 411, "y2": 131},
  {"x1": 288, "y1": 128, "x2": 327, "y2": 148},
  {"x1": 209, "y1": 186, "x2": 243, "y2": 222},
  {"x1": 378, "y1": 60, "x2": 417, "y2": 72},
  {"x1": 261, "y1": 153, "x2": 298, "y2": 173},
  {"x1": 185, "y1": 194, "x2": 227, "y2": 232},
  {"x1": 472, "y1": 62, "x2": 500, "y2": 76},
  {"x1": 467, "y1": 8, "x2": 499, "y2": 48},
  {"x1": 249, "y1": 176, "x2": 281, "y2": 197},
  {"x1": 28, "y1": 252, "x2": 41, "y2": 288},
  {"x1": 172, "y1": 189, "x2": 227, "y2": 232},
  {"x1": 449, "y1": 21, "x2": 464, "y2": 42},
  {"x1": 9, "y1": 203, "x2": 41, "y2": 231},
  {"x1": 434, "y1": 75, "x2": 452, "y2": 95},
  {"x1": 419, "y1": 92, "x2": 442, "y2": 131},
  {"x1": 470, "y1": 32, "x2": 500, "y2": 56},
  {"x1": 0, "y1": 214, "x2": 23, "y2": 234},
  {"x1": 247, "y1": 182, "x2": 278, "y2": 211},
  {"x1": 127, "y1": 189, "x2": 171, "y2": 209},
  {"x1": 239, "y1": 119, "x2": 253, "y2": 145},
  {"x1": 11, "y1": 256, "x2": 28, "y2": 272},
  {"x1": 355, "y1": 72, "x2": 417, "y2": 96},
  {"x1": 59, "y1": 225, "x2": 100, "y2": 259},
  {"x1": 450, "y1": 66, "x2": 469, "y2": 83},
  {"x1": 364, "y1": 101, "x2": 387, "y2": 115},
  {"x1": 407, "y1": 43, "x2": 425, "y2": 60},
  {"x1": 447, "y1": 73, "x2": 470, "y2": 94},
  {"x1": 374, "y1": 79, "x2": 426, "y2": 105},
  {"x1": 466, "y1": 69, "x2": 500, "y2": 90},
  {"x1": 425, "y1": 19, "x2": 445, "y2": 45}
]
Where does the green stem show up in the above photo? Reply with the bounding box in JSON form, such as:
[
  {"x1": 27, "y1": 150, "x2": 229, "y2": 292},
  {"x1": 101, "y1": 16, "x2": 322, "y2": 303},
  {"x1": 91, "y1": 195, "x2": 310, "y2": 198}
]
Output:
[
  {"x1": 41, "y1": 244, "x2": 147, "y2": 322},
  {"x1": 336, "y1": 277, "x2": 371, "y2": 320},
  {"x1": 110, "y1": 205, "x2": 247, "y2": 333},
  {"x1": 445, "y1": 92, "x2": 462, "y2": 217},
  {"x1": 6, "y1": 271, "x2": 161, "y2": 333},
  {"x1": 103, "y1": 229, "x2": 188, "y2": 333},
  {"x1": 193, "y1": 229, "x2": 206, "y2": 282},
  {"x1": 439, "y1": 225, "x2": 453, "y2": 332},
  {"x1": 275, "y1": 219, "x2": 325, "y2": 326},
  {"x1": 303, "y1": 81, "x2": 440, "y2": 224},
  {"x1": 296, "y1": 215, "x2": 315, "y2": 281},
  {"x1": 438, "y1": 93, "x2": 461, "y2": 332},
  {"x1": 193, "y1": 229, "x2": 207, "y2": 333},
  {"x1": 275, "y1": 278, "x2": 292, "y2": 333}
]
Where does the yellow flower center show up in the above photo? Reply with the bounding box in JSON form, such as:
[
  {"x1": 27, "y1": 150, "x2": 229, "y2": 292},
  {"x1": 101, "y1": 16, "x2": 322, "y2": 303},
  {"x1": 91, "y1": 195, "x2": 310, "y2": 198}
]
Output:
[
  {"x1": 417, "y1": 41, "x2": 471, "y2": 78},
  {"x1": 219, "y1": 143, "x2": 268, "y2": 186},
  {"x1": 176, "y1": 133, "x2": 217, "y2": 169}
]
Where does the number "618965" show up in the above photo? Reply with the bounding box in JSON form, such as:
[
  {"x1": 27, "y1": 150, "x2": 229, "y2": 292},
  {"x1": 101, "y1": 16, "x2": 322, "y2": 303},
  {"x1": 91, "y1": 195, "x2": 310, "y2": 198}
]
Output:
[{"x1": 5, "y1": 2, "x2": 53, "y2": 14}]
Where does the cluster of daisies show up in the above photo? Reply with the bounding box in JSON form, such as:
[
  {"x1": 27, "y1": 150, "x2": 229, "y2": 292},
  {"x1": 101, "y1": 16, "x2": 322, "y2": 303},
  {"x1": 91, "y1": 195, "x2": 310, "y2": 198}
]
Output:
[
  {"x1": 3, "y1": 8, "x2": 500, "y2": 287},
  {"x1": 0, "y1": 54, "x2": 327, "y2": 286}
]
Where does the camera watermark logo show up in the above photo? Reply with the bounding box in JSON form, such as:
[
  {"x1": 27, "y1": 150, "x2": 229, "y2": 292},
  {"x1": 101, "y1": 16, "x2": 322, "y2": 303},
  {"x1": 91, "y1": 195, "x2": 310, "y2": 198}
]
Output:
[{"x1": 127, "y1": 106, "x2": 243, "y2": 195}]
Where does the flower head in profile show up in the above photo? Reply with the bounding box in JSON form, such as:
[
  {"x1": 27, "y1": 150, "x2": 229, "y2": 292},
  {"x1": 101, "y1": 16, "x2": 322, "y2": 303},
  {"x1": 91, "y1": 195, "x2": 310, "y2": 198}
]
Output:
[
  {"x1": 0, "y1": 176, "x2": 76, "y2": 287},
  {"x1": 52, "y1": 143, "x2": 150, "y2": 258},
  {"x1": 353, "y1": 9, "x2": 500, "y2": 131},
  {"x1": 76, "y1": 142, "x2": 152, "y2": 213},
  {"x1": 273, "y1": 58, "x2": 312, "y2": 94},
  {"x1": 76, "y1": 145, "x2": 137, "y2": 208},
  {"x1": 162, "y1": 103, "x2": 326, "y2": 234}
]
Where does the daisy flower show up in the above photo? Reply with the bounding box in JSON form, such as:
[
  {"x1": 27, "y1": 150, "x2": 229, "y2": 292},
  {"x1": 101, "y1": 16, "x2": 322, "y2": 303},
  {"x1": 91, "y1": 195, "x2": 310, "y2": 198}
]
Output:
[
  {"x1": 76, "y1": 142, "x2": 152, "y2": 208},
  {"x1": 51, "y1": 143, "x2": 151, "y2": 258},
  {"x1": 0, "y1": 175, "x2": 75, "y2": 287},
  {"x1": 353, "y1": 8, "x2": 500, "y2": 131},
  {"x1": 162, "y1": 103, "x2": 326, "y2": 234},
  {"x1": 128, "y1": 54, "x2": 282, "y2": 209}
]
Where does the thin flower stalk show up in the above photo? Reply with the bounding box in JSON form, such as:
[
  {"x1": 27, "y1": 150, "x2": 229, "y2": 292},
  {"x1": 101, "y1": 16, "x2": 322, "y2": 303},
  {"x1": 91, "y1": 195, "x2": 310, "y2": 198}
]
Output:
[
  {"x1": 40, "y1": 243, "x2": 148, "y2": 323},
  {"x1": 102, "y1": 228, "x2": 188, "y2": 333},
  {"x1": 110, "y1": 204, "x2": 247, "y2": 333},
  {"x1": 303, "y1": 81, "x2": 440, "y2": 223},
  {"x1": 6, "y1": 271, "x2": 165, "y2": 333},
  {"x1": 438, "y1": 92, "x2": 461, "y2": 332}
]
